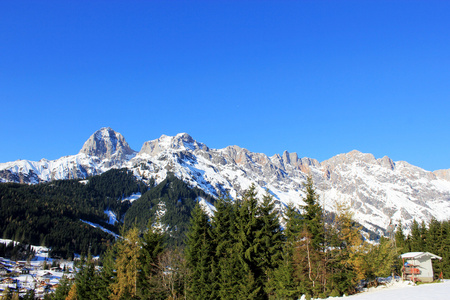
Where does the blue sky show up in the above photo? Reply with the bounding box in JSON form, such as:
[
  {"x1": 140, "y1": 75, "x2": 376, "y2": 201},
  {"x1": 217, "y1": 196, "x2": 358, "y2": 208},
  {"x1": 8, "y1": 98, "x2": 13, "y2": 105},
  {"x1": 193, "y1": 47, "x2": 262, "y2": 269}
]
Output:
[{"x1": 1, "y1": 1, "x2": 449, "y2": 171}]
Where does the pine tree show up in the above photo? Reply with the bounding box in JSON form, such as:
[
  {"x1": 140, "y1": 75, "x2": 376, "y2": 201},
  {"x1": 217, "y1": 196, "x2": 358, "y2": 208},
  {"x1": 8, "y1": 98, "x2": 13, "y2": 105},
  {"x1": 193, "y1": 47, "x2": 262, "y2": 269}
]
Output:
[
  {"x1": 426, "y1": 218, "x2": 440, "y2": 254},
  {"x1": 138, "y1": 223, "x2": 166, "y2": 299},
  {"x1": 234, "y1": 184, "x2": 265, "y2": 299},
  {"x1": 266, "y1": 250, "x2": 299, "y2": 299},
  {"x1": 185, "y1": 203, "x2": 215, "y2": 299},
  {"x1": 96, "y1": 245, "x2": 117, "y2": 300},
  {"x1": 211, "y1": 195, "x2": 237, "y2": 298},
  {"x1": 74, "y1": 254, "x2": 98, "y2": 300},
  {"x1": 52, "y1": 275, "x2": 72, "y2": 300},
  {"x1": 283, "y1": 203, "x2": 302, "y2": 245},
  {"x1": 256, "y1": 191, "x2": 283, "y2": 294},
  {"x1": 364, "y1": 236, "x2": 398, "y2": 285},
  {"x1": 395, "y1": 220, "x2": 407, "y2": 253},
  {"x1": 293, "y1": 176, "x2": 326, "y2": 297},
  {"x1": 409, "y1": 219, "x2": 425, "y2": 252},
  {"x1": 266, "y1": 203, "x2": 302, "y2": 299},
  {"x1": 439, "y1": 221, "x2": 450, "y2": 278},
  {"x1": 292, "y1": 228, "x2": 324, "y2": 298},
  {"x1": 301, "y1": 176, "x2": 324, "y2": 251}
]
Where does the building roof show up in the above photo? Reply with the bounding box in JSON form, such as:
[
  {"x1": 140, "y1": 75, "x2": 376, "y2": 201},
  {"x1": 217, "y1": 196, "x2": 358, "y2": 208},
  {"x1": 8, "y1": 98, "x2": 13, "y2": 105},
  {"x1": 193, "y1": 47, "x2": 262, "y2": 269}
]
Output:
[{"x1": 400, "y1": 252, "x2": 442, "y2": 260}]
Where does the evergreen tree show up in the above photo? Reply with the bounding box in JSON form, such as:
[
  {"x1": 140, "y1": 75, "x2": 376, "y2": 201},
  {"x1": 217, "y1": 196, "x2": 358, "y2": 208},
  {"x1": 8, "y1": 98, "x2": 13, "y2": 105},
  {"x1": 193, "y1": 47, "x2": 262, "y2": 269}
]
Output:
[
  {"x1": 256, "y1": 191, "x2": 283, "y2": 294},
  {"x1": 364, "y1": 237, "x2": 398, "y2": 285},
  {"x1": 96, "y1": 245, "x2": 117, "y2": 300},
  {"x1": 52, "y1": 275, "x2": 72, "y2": 300},
  {"x1": 439, "y1": 221, "x2": 450, "y2": 278},
  {"x1": 292, "y1": 228, "x2": 324, "y2": 298},
  {"x1": 266, "y1": 203, "x2": 302, "y2": 299},
  {"x1": 185, "y1": 203, "x2": 215, "y2": 300},
  {"x1": 426, "y1": 218, "x2": 441, "y2": 254},
  {"x1": 290, "y1": 176, "x2": 326, "y2": 297},
  {"x1": 74, "y1": 254, "x2": 99, "y2": 300},
  {"x1": 283, "y1": 203, "x2": 302, "y2": 245},
  {"x1": 234, "y1": 184, "x2": 265, "y2": 299},
  {"x1": 300, "y1": 176, "x2": 324, "y2": 251},
  {"x1": 409, "y1": 219, "x2": 425, "y2": 252},
  {"x1": 265, "y1": 250, "x2": 299, "y2": 300},
  {"x1": 138, "y1": 224, "x2": 166, "y2": 299},
  {"x1": 395, "y1": 220, "x2": 407, "y2": 253},
  {"x1": 211, "y1": 195, "x2": 236, "y2": 298}
]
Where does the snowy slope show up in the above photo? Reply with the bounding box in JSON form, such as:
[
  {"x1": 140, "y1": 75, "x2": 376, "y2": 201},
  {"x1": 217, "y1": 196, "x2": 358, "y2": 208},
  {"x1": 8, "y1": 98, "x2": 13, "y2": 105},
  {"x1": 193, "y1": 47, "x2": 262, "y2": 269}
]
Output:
[{"x1": 1, "y1": 128, "x2": 450, "y2": 235}]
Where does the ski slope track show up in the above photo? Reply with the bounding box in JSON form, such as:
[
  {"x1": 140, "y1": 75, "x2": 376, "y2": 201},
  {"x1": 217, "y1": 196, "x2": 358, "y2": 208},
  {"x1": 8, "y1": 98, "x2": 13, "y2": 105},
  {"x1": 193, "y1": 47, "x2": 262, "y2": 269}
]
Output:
[{"x1": 2, "y1": 127, "x2": 450, "y2": 235}]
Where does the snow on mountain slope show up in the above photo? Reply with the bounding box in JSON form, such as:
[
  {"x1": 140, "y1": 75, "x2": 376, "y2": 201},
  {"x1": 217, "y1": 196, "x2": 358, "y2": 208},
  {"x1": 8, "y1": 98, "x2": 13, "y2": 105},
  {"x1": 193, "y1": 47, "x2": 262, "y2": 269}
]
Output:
[
  {"x1": 0, "y1": 127, "x2": 136, "y2": 183},
  {"x1": 1, "y1": 128, "x2": 450, "y2": 235},
  {"x1": 125, "y1": 133, "x2": 450, "y2": 235}
]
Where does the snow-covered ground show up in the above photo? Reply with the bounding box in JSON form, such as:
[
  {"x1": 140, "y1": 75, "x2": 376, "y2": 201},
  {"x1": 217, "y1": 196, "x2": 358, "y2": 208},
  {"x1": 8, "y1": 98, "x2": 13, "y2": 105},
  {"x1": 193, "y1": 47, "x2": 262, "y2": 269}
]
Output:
[
  {"x1": 323, "y1": 280, "x2": 450, "y2": 300},
  {"x1": 80, "y1": 219, "x2": 120, "y2": 239},
  {"x1": 121, "y1": 192, "x2": 141, "y2": 202}
]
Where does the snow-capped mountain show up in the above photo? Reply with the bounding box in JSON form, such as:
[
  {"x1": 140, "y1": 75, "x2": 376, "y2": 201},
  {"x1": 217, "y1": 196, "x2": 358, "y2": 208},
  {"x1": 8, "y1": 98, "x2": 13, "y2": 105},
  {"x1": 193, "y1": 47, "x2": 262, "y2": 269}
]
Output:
[
  {"x1": 1, "y1": 128, "x2": 450, "y2": 235},
  {"x1": 0, "y1": 127, "x2": 136, "y2": 183}
]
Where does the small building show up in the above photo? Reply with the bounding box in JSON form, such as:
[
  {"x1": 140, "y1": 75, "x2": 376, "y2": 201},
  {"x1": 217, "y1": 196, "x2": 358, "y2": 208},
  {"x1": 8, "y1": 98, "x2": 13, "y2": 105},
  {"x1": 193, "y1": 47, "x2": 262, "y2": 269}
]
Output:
[
  {"x1": 400, "y1": 252, "x2": 442, "y2": 283},
  {"x1": 0, "y1": 267, "x2": 11, "y2": 276}
]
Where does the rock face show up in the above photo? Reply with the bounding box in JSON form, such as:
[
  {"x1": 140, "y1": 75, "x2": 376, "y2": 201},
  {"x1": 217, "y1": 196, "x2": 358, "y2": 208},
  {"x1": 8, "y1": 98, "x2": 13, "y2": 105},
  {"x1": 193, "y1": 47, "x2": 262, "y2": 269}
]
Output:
[
  {"x1": 80, "y1": 127, "x2": 136, "y2": 161},
  {"x1": 1, "y1": 129, "x2": 450, "y2": 236}
]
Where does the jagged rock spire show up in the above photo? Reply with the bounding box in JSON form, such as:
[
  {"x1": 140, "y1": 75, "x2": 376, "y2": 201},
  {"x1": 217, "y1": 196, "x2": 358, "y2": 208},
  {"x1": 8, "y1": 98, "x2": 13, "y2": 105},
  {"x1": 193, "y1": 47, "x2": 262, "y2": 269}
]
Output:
[{"x1": 79, "y1": 127, "x2": 136, "y2": 160}]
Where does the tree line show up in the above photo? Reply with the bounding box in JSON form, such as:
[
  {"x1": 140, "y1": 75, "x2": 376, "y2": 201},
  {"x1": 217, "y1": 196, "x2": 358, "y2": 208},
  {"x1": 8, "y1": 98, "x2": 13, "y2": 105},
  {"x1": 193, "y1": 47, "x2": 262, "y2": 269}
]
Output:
[
  {"x1": 395, "y1": 217, "x2": 450, "y2": 279},
  {"x1": 51, "y1": 176, "x2": 416, "y2": 300},
  {"x1": 0, "y1": 168, "x2": 144, "y2": 258}
]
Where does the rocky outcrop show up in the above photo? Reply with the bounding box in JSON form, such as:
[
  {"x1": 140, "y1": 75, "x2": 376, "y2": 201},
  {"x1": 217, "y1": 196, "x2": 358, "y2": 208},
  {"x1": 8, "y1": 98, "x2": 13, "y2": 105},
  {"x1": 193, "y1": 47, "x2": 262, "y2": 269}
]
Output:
[{"x1": 79, "y1": 127, "x2": 136, "y2": 161}]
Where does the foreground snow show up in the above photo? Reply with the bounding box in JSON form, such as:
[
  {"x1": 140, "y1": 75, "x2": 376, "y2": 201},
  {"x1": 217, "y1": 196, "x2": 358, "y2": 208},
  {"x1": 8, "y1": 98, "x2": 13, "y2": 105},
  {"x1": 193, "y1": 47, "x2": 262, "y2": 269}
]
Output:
[{"x1": 324, "y1": 280, "x2": 450, "y2": 300}]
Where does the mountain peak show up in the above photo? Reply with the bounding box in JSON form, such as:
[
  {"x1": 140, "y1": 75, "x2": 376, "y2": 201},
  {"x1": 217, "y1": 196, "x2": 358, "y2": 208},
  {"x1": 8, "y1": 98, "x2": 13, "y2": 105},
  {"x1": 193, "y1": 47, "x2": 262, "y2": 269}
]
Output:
[
  {"x1": 79, "y1": 128, "x2": 136, "y2": 160},
  {"x1": 139, "y1": 133, "x2": 208, "y2": 156}
]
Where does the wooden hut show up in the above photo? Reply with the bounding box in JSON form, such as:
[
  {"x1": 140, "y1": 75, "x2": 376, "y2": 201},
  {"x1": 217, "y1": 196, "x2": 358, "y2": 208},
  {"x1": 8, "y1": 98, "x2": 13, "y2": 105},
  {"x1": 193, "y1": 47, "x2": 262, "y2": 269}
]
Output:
[{"x1": 400, "y1": 252, "x2": 442, "y2": 282}]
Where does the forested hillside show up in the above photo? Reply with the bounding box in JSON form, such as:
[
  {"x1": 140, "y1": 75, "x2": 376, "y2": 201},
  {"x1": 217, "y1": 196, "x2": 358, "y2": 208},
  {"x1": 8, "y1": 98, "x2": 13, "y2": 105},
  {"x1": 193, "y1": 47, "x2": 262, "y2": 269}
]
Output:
[
  {"x1": 0, "y1": 168, "x2": 145, "y2": 258},
  {"x1": 124, "y1": 172, "x2": 214, "y2": 247},
  {"x1": 53, "y1": 177, "x2": 450, "y2": 300}
]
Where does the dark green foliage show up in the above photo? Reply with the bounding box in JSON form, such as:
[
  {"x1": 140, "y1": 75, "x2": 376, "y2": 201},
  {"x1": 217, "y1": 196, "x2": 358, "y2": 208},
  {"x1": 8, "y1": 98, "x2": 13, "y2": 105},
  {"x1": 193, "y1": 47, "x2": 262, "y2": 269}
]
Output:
[
  {"x1": 266, "y1": 251, "x2": 299, "y2": 299},
  {"x1": 395, "y1": 220, "x2": 408, "y2": 252},
  {"x1": 400, "y1": 219, "x2": 450, "y2": 279},
  {"x1": 301, "y1": 176, "x2": 324, "y2": 250},
  {"x1": 124, "y1": 172, "x2": 212, "y2": 247},
  {"x1": 0, "y1": 168, "x2": 145, "y2": 258},
  {"x1": 185, "y1": 204, "x2": 215, "y2": 299},
  {"x1": 407, "y1": 219, "x2": 425, "y2": 252},
  {"x1": 185, "y1": 185, "x2": 285, "y2": 300},
  {"x1": 257, "y1": 192, "x2": 283, "y2": 274},
  {"x1": 234, "y1": 185, "x2": 267, "y2": 299},
  {"x1": 0, "y1": 241, "x2": 35, "y2": 261},
  {"x1": 211, "y1": 195, "x2": 238, "y2": 299},
  {"x1": 74, "y1": 255, "x2": 100, "y2": 299},
  {"x1": 96, "y1": 244, "x2": 117, "y2": 300},
  {"x1": 138, "y1": 225, "x2": 166, "y2": 299},
  {"x1": 86, "y1": 168, "x2": 147, "y2": 200}
]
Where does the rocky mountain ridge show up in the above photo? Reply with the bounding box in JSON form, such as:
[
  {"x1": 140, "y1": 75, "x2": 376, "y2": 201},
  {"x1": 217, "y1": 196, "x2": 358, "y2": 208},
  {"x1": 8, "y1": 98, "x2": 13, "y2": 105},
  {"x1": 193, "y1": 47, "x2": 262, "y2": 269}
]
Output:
[{"x1": 1, "y1": 127, "x2": 450, "y2": 235}]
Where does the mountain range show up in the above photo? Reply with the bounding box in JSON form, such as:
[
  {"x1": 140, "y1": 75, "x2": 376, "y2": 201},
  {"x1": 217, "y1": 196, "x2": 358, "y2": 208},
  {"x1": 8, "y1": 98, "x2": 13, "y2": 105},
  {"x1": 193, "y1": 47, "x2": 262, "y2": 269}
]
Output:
[{"x1": 2, "y1": 127, "x2": 450, "y2": 235}]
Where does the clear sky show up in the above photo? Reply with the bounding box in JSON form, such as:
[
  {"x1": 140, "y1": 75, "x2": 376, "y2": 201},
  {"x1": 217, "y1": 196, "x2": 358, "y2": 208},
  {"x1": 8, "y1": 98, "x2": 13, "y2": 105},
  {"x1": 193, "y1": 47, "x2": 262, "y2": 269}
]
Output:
[{"x1": 1, "y1": 1, "x2": 449, "y2": 171}]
